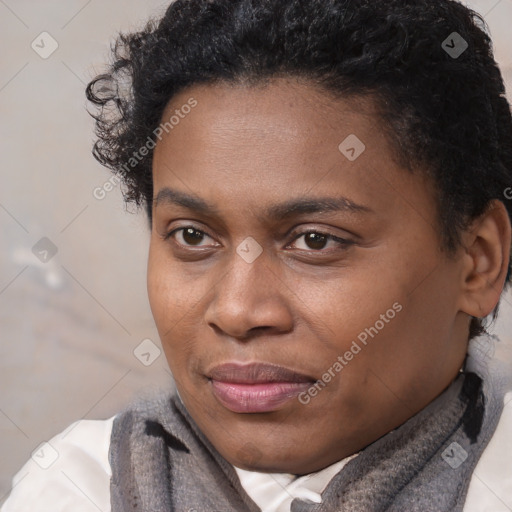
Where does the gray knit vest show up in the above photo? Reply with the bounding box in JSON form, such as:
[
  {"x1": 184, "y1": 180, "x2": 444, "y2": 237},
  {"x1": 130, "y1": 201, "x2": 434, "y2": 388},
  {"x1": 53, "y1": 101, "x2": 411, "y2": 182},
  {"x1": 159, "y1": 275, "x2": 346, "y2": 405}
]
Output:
[{"x1": 109, "y1": 337, "x2": 505, "y2": 512}]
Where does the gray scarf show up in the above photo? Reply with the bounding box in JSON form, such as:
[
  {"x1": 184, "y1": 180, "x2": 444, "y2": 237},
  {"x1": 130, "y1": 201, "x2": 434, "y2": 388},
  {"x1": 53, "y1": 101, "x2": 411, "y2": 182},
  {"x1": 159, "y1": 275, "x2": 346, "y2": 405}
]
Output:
[{"x1": 109, "y1": 334, "x2": 506, "y2": 512}]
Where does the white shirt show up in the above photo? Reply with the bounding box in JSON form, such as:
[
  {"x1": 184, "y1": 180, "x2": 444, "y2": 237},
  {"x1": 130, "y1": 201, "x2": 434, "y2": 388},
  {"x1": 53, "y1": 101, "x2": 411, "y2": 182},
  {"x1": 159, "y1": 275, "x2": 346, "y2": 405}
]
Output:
[
  {"x1": 233, "y1": 452, "x2": 359, "y2": 512},
  {"x1": 2, "y1": 393, "x2": 512, "y2": 512},
  {"x1": 3, "y1": 337, "x2": 512, "y2": 512}
]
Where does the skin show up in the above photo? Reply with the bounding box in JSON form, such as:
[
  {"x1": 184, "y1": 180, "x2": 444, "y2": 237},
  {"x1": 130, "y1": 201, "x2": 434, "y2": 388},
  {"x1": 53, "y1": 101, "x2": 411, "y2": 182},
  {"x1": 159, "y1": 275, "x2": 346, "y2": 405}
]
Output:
[{"x1": 147, "y1": 77, "x2": 511, "y2": 475}]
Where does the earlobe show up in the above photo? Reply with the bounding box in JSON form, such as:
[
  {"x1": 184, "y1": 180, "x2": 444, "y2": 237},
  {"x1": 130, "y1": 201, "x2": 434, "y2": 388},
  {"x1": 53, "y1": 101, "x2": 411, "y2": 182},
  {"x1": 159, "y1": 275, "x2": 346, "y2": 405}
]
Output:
[{"x1": 458, "y1": 200, "x2": 511, "y2": 318}]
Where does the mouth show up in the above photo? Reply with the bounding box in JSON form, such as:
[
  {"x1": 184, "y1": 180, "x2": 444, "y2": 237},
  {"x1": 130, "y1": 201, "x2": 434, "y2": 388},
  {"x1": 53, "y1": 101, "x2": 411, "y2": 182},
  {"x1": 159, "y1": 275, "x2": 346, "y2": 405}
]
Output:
[{"x1": 207, "y1": 362, "x2": 316, "y2": 413}]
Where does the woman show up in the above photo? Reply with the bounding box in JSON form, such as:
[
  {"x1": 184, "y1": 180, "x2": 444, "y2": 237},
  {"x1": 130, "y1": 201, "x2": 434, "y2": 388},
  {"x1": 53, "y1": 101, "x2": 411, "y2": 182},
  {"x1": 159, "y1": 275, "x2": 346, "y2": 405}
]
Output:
[{"x1": 3, "y1": 0, "x2": 512, "y2": 510}]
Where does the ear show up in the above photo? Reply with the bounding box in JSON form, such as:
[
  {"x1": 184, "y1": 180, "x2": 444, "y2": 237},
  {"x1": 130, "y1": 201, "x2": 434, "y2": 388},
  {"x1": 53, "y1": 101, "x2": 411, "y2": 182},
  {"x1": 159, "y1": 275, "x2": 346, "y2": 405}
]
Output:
[{"x1": 458, "y1": 200, "x2": 511, "y2": 318}]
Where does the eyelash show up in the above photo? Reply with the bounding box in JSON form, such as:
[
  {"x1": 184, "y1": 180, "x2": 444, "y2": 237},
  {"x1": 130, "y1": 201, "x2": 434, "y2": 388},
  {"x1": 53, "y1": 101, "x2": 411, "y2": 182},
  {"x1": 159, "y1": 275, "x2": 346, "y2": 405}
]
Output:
[{"x1": 163, "y1": 225, "x2": 353, "y2": 252}]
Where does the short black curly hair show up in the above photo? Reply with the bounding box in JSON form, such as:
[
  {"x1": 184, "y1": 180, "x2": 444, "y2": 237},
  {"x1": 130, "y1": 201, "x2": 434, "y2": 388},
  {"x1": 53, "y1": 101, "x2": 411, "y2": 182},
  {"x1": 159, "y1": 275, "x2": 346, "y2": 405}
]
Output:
[{"x1": 86, "y1": 0, "x2": 512, "y2": 338}]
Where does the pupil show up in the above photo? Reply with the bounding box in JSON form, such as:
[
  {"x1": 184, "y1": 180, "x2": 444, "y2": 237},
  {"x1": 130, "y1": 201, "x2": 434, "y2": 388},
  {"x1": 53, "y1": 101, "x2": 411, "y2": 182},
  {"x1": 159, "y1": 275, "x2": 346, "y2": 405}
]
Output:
[
  {"x1": 306, "y1": 233, "x2": 327, "y2": 250},
  {"x1": 183, "y1": 228, "x2": 203, "y2": 245}
]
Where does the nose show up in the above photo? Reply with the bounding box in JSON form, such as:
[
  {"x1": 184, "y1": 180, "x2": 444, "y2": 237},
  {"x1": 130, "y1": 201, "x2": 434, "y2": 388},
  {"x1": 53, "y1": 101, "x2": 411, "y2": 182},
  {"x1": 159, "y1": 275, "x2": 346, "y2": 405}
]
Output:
[{"x1": 204, "y1": 248, "x2": 294, "y2": 340}]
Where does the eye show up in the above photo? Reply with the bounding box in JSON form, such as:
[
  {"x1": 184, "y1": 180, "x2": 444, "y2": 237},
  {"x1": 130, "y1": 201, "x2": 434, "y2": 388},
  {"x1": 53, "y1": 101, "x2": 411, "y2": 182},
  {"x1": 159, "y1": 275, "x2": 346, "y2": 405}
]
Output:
[
  {"x1": 288, "y1": 230, "x2": 353, "y2": 251},
  {"x1": 164, "y1": 226, "x2": 217, "y2": 247},
  {"x1": 163, "y1": 226, "x2": 353, "y2": 253}
]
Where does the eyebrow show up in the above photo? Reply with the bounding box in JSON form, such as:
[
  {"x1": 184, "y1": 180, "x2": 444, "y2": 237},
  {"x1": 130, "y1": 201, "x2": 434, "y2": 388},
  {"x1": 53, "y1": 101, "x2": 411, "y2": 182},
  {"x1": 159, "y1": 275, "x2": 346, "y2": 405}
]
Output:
[{"x1": 153, "y1": 187, "x2": 373, "y2": 220}]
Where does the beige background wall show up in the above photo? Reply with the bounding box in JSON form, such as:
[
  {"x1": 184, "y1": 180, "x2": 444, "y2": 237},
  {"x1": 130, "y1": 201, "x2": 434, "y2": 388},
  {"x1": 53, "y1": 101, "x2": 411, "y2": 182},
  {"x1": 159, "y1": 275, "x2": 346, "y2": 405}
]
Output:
[{"x1": 1, "y1": 0, "x2": 512, "y2": 502}]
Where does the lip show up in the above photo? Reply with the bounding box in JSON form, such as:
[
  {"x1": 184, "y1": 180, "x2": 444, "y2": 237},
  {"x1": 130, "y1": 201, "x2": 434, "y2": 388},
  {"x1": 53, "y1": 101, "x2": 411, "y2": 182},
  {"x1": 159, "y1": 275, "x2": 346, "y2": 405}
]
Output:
[{"x1": 207, "y1": 362, "x2": 316, "y2": 413}]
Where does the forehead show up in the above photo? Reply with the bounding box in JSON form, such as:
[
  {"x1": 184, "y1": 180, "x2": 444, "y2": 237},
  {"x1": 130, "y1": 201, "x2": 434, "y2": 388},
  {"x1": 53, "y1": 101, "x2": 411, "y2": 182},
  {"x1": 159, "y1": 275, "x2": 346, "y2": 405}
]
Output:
[
  {"x1": 151, "y1": 78, "x2": 435, "y2": 226},
  {"x1": 156, "y1": 78, "x2": 377, "y2": 155}
]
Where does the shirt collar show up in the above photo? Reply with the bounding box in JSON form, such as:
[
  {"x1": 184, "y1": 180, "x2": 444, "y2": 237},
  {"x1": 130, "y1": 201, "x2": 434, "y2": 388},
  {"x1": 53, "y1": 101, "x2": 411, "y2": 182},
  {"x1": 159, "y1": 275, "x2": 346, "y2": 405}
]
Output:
[{"x1": 233, "y1": 452, "x2": 359, "y2": 511}]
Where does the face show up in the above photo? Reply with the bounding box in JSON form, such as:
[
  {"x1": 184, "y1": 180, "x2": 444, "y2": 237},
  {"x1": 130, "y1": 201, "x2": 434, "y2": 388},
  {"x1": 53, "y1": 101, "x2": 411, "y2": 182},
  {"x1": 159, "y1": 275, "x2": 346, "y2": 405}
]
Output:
[{"x1": 148, "y1": 77, "x2": 469, "y2": 474}]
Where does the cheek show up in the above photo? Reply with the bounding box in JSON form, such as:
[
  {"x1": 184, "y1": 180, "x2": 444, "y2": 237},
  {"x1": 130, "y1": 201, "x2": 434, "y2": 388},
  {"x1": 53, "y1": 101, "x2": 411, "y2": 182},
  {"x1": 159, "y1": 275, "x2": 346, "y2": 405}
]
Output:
[
  {"x1": 147, "y1": 244, "x2": 211, "y2": 373},
  {"x1": 147, "y1": 243, "x2": 196, "y2": 325},
  {"x1": 147, "y1": 251, "x2": 171, "y2": 325},
  {"x1": 146, "y1": 245, "x2": 191, "y2": 356},
  {"x1": 293, "y1": 254, "x2": 445, "y2": 391},
  {"x1": 293, "y1": 266, "x2": 401, "y2": 349}
]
